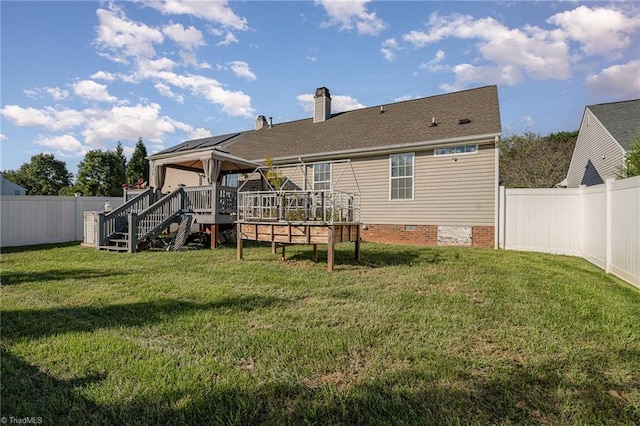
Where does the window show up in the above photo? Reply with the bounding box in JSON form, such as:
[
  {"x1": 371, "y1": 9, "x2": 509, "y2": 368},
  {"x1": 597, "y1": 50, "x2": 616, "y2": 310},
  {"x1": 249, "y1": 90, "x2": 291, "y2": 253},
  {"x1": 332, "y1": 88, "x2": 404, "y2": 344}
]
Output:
[
  {"x1": 434, "y1": 145, "x2": 477, "y2": 156},
  {"x1": 390, "y1": 153, "x2": 414, "y2": 200},
  {"x1": 225, "y1": 173, "x2": 239, "y2": 187},
  {"x1": 313, "y1": 163, "x2": 331, "y2": 190}
]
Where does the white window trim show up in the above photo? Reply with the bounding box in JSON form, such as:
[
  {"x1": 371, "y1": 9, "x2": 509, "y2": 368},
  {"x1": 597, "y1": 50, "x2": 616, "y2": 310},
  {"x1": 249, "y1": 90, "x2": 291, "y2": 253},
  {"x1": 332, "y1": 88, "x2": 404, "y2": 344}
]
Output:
[
  {"x1": 313, "y1": 162, "x2": 332, "y2": 191},
  {"x1": 389, "y1": 152, "x2": 414, "y2": 201},
  {"x1": 434, "y1": 144, "x2": 479, "y2": 157}
]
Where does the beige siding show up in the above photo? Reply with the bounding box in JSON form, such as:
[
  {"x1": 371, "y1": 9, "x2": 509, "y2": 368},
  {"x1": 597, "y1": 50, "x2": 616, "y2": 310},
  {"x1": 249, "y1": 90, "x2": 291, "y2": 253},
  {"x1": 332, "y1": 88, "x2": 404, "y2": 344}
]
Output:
[
  {"x1": 566, "y1": 109, "x2": 626, "y2": 188},
  {"x1": 328, "y1": 141, "x2": 496, "y2": 226}
]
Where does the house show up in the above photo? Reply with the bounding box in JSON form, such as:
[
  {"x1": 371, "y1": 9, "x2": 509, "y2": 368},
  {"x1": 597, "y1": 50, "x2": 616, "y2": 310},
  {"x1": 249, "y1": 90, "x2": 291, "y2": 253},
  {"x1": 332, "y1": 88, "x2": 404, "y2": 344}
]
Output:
[
  {"x1": 1, "y1": 172, "x2": 27, "y2": 196},
  {"x1": 565, "y1": 98, "x2": 640, "y2": 187},
  {"x1": 149, "y1": 85, "x2": 502, "y2": 248}
]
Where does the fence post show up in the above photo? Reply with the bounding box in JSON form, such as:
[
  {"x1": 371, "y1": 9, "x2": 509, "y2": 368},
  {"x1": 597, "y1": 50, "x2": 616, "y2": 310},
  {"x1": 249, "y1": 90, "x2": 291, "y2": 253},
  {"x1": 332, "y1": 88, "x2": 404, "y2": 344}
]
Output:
[
  {"x1": 74, "y1": 193, "x2": 80, "y2": 241},
  {"x1": 498, "y1": 186, "x2": 505, "y2": 249},
  {"x1": 605, "y1": 178, "x2": 614, "y2": 274},
  {"x1": 97, "y1": 212, "x2": 105, "y2": 247}
]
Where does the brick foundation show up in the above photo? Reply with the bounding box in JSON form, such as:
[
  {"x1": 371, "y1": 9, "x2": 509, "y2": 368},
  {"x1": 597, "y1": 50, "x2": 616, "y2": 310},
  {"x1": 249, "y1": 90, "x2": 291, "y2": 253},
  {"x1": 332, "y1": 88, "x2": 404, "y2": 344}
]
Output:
[
  {"x1": 361, "y1": 224, "x2": 494, "y2": 248},
  {"x1": 471, "y1": 226, "x2": 495, "y2": 248}
]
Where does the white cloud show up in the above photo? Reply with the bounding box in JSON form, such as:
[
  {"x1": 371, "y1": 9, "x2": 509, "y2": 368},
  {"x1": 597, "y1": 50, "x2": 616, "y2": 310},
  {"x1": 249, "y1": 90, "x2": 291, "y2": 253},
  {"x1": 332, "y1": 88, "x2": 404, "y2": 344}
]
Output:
[
  {"x1": 585, "y1": 60, "x2": 640, "y2": 98},
  {"x1": 307, "y1": 48, "x2": 319, "y2": 62},
  {"x1": 90, "y1": 71, "x2": 116, "y2": 81},
  {"x1": 315, "y1": 0, "x2": 386, "y2": 36},
  {"x1": 216, "y1": 31, "x2": 239, "y2": 46},
  {"x1": 419, "y1": 50, "x2": 446, "y2": 72},
  {"x1": 0, "y1": 133, "x2": 7, "y2": 141},
  {"x1": 441, "y1": 63, "x2": 524, "y2": 92},
  {"x1": 188, "y1": 127, "x2": 213, "y2": 140},
  {"x1": 95, "y1": 5, "x2": 164, "y2": 62},
  {"x1": 227, "y1": 61, "x2": 257, "y2": 81},
  {"x1": 393, "y1": 95, "x2": 416, "y2": 102},
  {"x1": 154, "y1": 82, "x2": 185, "y2": 103},
  {"x1": 73, "y1": 80, "x2": 117, "y2": 103},
  {"x1": 35, "y1": 134, "x2": 86, "y2": 154},
  {"x1": 140, "y1": 70, "x2": 254, "y2": 117},
  {"x1": 380, "y1": 38, "x2": 400, "y2": 62},
  {"x1": 144, "y1": 0, "x2": 249, "y2": 31},
  {"x1": 162, "y1": 22, "x2": 204, "y2": 50},
  {"x1": 547, "y1": 6, "x2": 640, "y2": 57},
  {"x1": 24, "y1": 89, "x2": 38, "y2": 99},
  {"x1": 23, "y1": 87, "x2": 69, "y2": 100},
  {"x1": 296, "y1": 93, "x2": 366, "y2": 114},
  {"x1": 81, "y1": 103, "x2": 178, "y2": 145},
  {"x1": 402, "y1": 5, "x2": 640, "y2": 90},
  {"x1": 404, "y1": 13, "x2": 571, "y2": 83},
  {"x1": 0, "y1": 105, "x2": 86, "y2": 131}
]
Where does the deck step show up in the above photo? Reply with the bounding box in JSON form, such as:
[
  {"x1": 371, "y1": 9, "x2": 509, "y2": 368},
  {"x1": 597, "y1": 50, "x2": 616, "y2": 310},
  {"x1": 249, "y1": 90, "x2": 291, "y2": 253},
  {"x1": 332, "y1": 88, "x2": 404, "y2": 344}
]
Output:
[{"x1": 98, "y1": 245, "x2": 129, "y2": 252}]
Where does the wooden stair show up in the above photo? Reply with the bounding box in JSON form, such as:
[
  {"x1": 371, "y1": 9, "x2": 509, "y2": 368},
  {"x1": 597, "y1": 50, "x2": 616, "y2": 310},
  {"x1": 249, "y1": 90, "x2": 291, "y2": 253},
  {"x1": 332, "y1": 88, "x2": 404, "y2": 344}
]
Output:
[{"x1": 99, "y1": 231, "x2": 131, "y2": 252}]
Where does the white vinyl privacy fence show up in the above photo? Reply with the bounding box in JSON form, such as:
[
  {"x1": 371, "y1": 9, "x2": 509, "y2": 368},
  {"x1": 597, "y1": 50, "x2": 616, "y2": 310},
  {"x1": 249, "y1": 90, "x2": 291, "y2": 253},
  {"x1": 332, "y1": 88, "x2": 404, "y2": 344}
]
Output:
[
  {"x1": 0, "y1": 195, "x2": 123, "y2": 248},
  {"x1": 499, "y1": 176, "x2": 640, "y2": 288}
]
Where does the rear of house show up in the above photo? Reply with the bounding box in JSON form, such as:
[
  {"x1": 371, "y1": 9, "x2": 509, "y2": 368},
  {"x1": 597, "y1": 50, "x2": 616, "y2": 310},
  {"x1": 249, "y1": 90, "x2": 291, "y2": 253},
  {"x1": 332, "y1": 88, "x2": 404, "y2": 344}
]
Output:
[{"x1": 150, "y1": 85, "x2": 502, "y2": 248}]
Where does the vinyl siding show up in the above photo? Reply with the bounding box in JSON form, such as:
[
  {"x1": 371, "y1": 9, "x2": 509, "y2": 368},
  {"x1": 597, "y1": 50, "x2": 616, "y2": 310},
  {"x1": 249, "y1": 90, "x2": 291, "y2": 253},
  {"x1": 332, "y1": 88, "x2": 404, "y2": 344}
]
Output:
[
  {"x1": 327, "y1": 141, "x2": 496, "y2": 226},
  {"x1": 566, "y1": 109, "x2": 626, "y2": 188}
]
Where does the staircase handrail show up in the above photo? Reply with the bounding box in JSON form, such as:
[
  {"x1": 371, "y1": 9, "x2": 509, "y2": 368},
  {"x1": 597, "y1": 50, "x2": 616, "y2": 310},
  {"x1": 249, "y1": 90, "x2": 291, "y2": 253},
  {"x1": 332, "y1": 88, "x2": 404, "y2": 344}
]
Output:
[
  {"x1": 98, "y1": 188, "x2": 153, "y2": 246},
  {"x1": 129, "y1": 187, "x2": 185, "y2": 250}
]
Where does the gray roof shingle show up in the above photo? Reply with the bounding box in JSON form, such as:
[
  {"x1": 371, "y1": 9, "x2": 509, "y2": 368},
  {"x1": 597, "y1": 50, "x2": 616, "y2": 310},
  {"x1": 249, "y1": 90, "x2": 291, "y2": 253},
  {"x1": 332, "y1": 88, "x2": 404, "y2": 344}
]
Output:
[
  {"x1": 152, "y1": 85, "x2": 501, "y2": 162},
  {"x1": 588, "y1": 98, "x2": 640, "y2": 151}
]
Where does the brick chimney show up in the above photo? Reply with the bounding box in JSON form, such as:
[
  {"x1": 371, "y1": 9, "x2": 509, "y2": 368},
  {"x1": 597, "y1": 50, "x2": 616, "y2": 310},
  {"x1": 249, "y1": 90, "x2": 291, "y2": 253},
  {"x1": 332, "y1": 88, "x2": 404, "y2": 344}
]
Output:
[
  {"x1": 313, "y1": 87, "x2": 331, "y2": 123},
  {"x1": 255, "y1": 115, "x2": 268, "y2": 130}
]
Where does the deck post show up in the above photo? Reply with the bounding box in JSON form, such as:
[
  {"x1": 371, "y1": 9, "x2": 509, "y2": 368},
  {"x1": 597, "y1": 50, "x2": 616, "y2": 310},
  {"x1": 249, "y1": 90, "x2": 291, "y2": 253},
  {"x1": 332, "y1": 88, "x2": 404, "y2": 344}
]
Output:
[
  {"x1": 355, "y1": 225, "x2": 361, "y2": 262},
  {"x1": 237, "y1": 224, "x2": 243, "y2": 260},
  {"x1": 327, "y1": 225, "x2": 335, "y2": 272},
  {"x1": 211, "y1": 224, "x2": 218, "y2": 249},
  {"x1": 312, "y1": 244, "x2": 318, "y2": 263},
  {"x1": 128, "y1": 213, "x2": 138, "y2": 253},
  {"x1": 281, "y1": 244, "x2": 286, "y2": 261}
]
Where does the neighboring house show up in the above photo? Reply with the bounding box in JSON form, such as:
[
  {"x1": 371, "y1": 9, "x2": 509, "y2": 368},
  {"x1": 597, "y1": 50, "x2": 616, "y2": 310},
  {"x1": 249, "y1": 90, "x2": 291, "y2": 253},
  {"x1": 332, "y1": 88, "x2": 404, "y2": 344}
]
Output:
[
  {"x1": 1, "y1": 172, "x2": 27, "y2": 195},
  {"x1": 565, "y1": 98, "x2": 640, "y2": 187},
  {"x1": 149, "y1": 85, "x2": 502, "y2": 248}
]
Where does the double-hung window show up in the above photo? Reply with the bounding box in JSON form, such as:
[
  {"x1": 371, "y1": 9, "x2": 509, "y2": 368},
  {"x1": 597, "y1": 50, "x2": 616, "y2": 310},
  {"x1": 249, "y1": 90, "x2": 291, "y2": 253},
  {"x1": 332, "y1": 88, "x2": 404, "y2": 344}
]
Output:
[
  {"x1": 313, "y1": 163, "x2": 331, "y2": 191},
  {"x1": 390, "y1": 153, "x2": 414, "y2": 200}
]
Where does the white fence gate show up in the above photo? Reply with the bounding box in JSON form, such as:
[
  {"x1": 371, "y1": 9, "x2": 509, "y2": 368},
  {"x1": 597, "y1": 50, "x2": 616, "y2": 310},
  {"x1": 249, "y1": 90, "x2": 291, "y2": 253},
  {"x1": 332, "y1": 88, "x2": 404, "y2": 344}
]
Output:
[
  {"x1": 0, "y1": 195, "x2": 123, "y2": 248},
  {"x1": 499, "y1": 176, "x2": 640, "y2": 288}
]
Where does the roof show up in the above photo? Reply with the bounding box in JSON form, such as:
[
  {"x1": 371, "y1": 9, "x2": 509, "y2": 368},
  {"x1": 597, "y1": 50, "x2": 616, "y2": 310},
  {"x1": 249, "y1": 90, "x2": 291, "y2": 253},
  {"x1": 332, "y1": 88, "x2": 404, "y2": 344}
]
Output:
[
  {"x1": 152, "y1": 131, "x2": 248, "y2": 157},
  {"x1": 587, "y1": 98, "x2": 640, "y2": 151},
  {"x1": 152, "y1": 85, "x2": 501, "y2": 163}
]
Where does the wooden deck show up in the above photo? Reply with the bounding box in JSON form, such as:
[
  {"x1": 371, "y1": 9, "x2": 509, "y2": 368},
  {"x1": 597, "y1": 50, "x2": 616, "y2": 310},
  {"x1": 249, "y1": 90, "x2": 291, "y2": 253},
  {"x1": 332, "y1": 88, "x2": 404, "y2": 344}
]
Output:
[{"x1": 236, "y1": 221, "x2": 360, "y2": 271}]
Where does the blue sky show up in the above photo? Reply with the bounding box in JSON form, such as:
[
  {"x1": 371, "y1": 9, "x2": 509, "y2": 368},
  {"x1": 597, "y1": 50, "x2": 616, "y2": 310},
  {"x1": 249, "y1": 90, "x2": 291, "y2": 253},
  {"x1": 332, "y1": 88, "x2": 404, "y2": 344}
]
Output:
[{"x1": 1, "y1": 1, "x2": 639, "y2": 175}]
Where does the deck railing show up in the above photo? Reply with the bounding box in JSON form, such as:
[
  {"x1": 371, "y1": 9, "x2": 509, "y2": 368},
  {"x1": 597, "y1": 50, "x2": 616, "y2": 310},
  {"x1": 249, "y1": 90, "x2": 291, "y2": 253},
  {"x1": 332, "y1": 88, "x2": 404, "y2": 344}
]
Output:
[
  {"x1": 129, "y1": 187, "x2": 184, "y2": 251},
  {"x1": 97, "y1": 188, "x2": 153, "y2": 246},
  {"x1": 237, "y1": 190, "x2": 360, "y2": 223},
  {"x1": 183, "y1": 184, "x2": 237, "y2": 216}
]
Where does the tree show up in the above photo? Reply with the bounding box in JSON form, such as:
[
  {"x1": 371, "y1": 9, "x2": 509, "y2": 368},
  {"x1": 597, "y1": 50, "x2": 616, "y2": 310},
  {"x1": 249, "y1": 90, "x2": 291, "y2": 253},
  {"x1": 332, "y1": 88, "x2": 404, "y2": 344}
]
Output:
[
  {"x1": 617, "y1": 137, "x2": 640, "y2": 179},
  {"x1": 499, "y1": 130, "x2": 578, "y2": 188},
  {"x1": 2, "y1": 153, "x2": 72, "y2": 195},
  {"x1": 126, "y1": 138, "x2": 149, "y2": 186},
  {"x1": 115, "y1": 141, "x2": 127, "y2": 172},
  {"x1": 75, "y1": 149, "x2": 127, "y2": 196}
]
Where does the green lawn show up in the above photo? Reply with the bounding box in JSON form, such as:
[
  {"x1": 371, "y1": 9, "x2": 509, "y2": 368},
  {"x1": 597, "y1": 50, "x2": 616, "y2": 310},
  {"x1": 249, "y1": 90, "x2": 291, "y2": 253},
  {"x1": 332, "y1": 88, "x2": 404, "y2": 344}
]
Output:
[{"x1": 1, "y1": 242, "x2": 639, "y2": 424}]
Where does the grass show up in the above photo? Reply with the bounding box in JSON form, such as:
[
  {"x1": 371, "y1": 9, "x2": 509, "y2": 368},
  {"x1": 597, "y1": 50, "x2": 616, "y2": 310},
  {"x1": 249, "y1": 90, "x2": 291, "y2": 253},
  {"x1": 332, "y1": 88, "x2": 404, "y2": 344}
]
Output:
[{"x1": 1, "y1": 241, "x2": 639, "y2": 425}]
